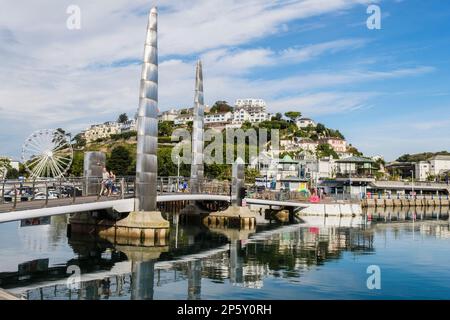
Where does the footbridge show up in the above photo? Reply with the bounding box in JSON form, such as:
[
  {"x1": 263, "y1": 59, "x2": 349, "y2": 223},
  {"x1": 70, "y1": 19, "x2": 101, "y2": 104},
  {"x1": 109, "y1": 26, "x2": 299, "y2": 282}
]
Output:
[{"x1": 0, "y1": 177, "x2": 309, "y2": 224}]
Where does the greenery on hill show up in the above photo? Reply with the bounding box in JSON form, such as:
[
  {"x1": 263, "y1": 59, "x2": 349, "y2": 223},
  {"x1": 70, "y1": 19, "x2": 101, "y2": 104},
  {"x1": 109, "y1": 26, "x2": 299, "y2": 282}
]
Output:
[
  {"x1": 209, "y1": 100, "x2": 233, "y2": 113},
  {"x1": 67, "y1": 110, "x2": 353, "y2": 180},
  {"x1": 396, "y1": 151, "x2": 450, "y2": 162}
]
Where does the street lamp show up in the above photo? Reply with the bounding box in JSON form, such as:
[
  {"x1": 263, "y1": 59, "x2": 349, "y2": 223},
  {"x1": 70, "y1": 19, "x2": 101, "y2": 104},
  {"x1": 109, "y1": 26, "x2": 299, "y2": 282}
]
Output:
[
  {"x1": 176, "y1": 155, "x2": 181, "y2": 192},
  {"x1": 410, "y1": 169, "x2": 415, "y2": 198}
]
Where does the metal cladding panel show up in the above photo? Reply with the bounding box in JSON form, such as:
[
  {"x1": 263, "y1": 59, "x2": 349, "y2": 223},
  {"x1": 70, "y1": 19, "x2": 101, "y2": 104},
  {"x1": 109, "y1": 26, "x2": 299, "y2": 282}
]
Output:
[
  {"x1": 137, "y1": 117, "x2": 158, "y2": 136},
  {"x1": 190, "y1": 60, "x2": 205, "y2": 193},
  {"x1": 138, "y1": 98, "x2": 158, "y2": 118},
  {"x1": 139, "y1": 153, "x2": 158, "y2": 174},
  {"x1": 143, "y1": 46, "x2": 158, "y2": 67},
  {"x1": 139, "y1": 80, "x2": 158, "y2": 100},
  {"x1": 135, "y1": 7, "x2": 159, "y2": 212},
  {"x1": 141, "y1": 63, "x2": 158, "y2": 82}
]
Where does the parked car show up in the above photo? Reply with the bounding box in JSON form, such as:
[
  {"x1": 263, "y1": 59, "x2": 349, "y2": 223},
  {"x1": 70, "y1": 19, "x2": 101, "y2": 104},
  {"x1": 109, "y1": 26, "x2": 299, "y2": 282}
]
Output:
[{"x1": 33, "y1": 192, "x2": 58, "y2": 200}]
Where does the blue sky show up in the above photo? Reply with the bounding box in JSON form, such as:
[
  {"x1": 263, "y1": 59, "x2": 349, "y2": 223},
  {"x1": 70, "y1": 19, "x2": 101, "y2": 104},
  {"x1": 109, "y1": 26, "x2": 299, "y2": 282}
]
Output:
[{"x1": 0, "y1": 0, "x2": 449, "y2": 161}]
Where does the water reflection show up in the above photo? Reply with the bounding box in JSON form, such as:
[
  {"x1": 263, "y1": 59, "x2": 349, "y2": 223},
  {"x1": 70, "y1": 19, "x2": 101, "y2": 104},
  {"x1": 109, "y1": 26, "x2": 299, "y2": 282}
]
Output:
[{"x1": 0, "y1": 206, "x2": 449, "y2": 300}]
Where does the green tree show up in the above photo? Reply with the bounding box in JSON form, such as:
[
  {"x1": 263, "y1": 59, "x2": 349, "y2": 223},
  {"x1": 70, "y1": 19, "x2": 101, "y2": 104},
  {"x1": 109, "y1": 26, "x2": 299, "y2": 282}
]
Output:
[
  {"x1": 272, "y1": 113, "x2": 283, "y2": 121},
  {"x1": 284, "y1": 111, "x2": 301, "y2": 122},
  {"x1": 347, "y1": 144, "x2": 363, "y2": 157},
  {"x1": 210, "y1": 101, "x2": 233, "y2": 113},
  {"x1": 68, "y1": 151, "x2": 84, "y2": 177},
  {"x1": 316, "y1": 143, "x2": 339, "y2": 159},
  {"x1": 158, "y1": 147, "x2": 190, "y2": 177},
  {"x1": 316, "y1": 123, "x2": 326, "y2": 135},
  {"x1": 72, "y1": 133, "x2": 86, "y2": 148},
  {"x1": 245, "y1": 167, "x2": 260, "y2": 184},
  {"x1": 159, "y1": 121, "x2": 175, "y2": 136},
  {"x1": 6, "y1": 168, "x2": 19, "y2": 179},
  {"x1": 107, "y1": 146, "x2": 133, "y2": 176},
  {"x1": 117, "y1": 113, "x2": 129, "y2": 123}
]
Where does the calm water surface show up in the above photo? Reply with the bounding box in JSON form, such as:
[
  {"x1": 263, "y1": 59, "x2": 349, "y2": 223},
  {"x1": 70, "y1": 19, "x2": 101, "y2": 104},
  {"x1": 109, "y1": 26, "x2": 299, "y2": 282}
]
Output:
[{"x1": 0, "y1": 207, "x2": 449, "y2": 300}]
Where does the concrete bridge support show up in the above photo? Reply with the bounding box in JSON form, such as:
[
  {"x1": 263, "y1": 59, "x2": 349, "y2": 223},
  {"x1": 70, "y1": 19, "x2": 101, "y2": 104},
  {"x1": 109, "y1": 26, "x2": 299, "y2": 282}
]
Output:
[{"x1": 204, "y1": 159, "x2": 256, "y2": 228}]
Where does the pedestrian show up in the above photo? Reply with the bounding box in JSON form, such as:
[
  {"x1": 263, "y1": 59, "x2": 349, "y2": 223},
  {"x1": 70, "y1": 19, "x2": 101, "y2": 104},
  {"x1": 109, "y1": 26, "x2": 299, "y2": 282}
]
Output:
[
  {"x1": 107, "y1": 170, "x2": 116, "y2": 197},
  {"x1": 99, "y1": 167, "x2": 110, "y2": 196}
]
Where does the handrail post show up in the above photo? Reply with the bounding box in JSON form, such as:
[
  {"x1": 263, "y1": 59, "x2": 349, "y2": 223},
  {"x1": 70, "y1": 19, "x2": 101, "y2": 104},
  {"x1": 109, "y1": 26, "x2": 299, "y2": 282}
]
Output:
[
  {"x1": 1, "y1": 180, "x2": 5, "y2": 204},
  {"x1": 121, "y1": 178, "x2": 125, "y2": 199},
  {"x1": 97, "y1": 178, "x2": 101, "y2": 201},
  {"x1": 72, "y1": 182, "x2": 76, "y2": 204},
  {"x1": 45, "y1": 182, "x2": 49, "y2": 207},
  {"x1": 31, "y1": 178, "x2": 36, "y2": 201},
  {"x1": 13, "y1": 183, "x2": 17, "y2": 209}
]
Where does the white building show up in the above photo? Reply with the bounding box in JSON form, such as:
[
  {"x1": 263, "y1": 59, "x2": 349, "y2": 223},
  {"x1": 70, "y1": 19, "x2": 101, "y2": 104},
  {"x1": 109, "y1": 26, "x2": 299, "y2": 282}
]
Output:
[
  {"x1": 235, "y1": 99, "x2": 267, "y2": 113},
  {"x1": 174, "y1": 114, "x2": 194, "y2": 125},
  {"x1": 205, "y1": 111, "x2": 233, "y2": 124},
  {"x1": 158, "y1": 109, "x2": 178, "y2": 122},
  {"x1": 232, "y1": 108, "x2": 250, "y2": 125},
  {"x1": 120, "y1": 119, "x2": 137, "y2": 132},
  {"x1": 296, "y1": 118, "x2": 316, "y2": 129},
  {"x1": 84, "y1": 121, "x2": 122, "y2": 143},
  {"x1": 429, "y1": 155, "x2": 450, "y2": 176},
  {"x1": 415, "y1": 155, "x2": 450, "y2": 181},
  {"x1": 298, "y1": 139, "x2": 318, "y2": 153},
  {"x1": 415, "y1": 161, "x2": 431, "y2": 181}
]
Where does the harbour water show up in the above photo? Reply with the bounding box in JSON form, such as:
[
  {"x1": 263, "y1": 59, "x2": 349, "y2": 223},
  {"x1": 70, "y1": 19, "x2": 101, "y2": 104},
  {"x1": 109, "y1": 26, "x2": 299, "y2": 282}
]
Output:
[{"x1": 0, "y1": 207, "x2": 450, "y2": 300}]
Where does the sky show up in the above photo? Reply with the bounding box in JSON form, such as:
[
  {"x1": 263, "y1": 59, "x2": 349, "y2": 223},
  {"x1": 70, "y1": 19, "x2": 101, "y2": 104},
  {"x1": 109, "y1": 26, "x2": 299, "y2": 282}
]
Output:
[{"x1": 0, "y1": 0, "x2": 449, "y2": 161}]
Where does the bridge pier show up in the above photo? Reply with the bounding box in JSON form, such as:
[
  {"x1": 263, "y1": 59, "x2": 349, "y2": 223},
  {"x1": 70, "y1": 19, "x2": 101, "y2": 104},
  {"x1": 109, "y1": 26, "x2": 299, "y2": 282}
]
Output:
[{"x1": 203, "y1": 159, "x2": 256, "y2": 229}]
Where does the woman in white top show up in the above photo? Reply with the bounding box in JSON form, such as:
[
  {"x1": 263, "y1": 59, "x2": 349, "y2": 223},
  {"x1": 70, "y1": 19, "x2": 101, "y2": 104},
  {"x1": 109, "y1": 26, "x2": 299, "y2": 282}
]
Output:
[{"x1": 99, "y1": 167, "x2": 110, "y2": 196}]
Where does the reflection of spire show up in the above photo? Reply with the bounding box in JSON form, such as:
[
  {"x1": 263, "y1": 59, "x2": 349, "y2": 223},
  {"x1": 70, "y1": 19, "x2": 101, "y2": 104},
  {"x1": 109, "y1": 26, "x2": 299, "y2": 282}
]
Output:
[
  {"x1": 131, "y1": 260, "x2": 155, "y2": 300},
  {"x1": 187, "y1": 260, "x2": 202, "y2": 300},
  {"x1": 190, "y1": 60, "x2": 204, "y2": 193},
  {"x1": 135, "y1": 6, "x2": 158, "y2": 212},
  {"x1": 229, "y1": 240, "x2": 243, "y2": 284}
]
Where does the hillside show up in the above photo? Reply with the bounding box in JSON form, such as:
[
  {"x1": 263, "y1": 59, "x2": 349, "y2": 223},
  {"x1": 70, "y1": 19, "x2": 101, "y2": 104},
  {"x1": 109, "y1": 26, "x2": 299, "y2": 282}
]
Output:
[{"x1": 396, "y1": 151, "x2": 450, "y2": 163}]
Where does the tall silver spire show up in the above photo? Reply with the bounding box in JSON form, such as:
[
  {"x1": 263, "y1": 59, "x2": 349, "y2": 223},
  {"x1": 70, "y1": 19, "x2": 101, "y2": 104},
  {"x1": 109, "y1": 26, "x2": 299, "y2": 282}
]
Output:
[
  {"x1": 190, "y1": 60, "x2": 204, "y2": 193},
  {"x1": 135, "y1": 7, "x2": 158, "y2": 212}
]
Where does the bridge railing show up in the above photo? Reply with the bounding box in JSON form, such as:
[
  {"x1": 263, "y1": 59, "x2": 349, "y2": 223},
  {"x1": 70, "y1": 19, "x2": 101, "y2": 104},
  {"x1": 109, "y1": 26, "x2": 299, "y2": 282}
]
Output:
[
  {"x1": 0, "y1": 176, "x2": 233, "y2": 210},
  {"x1": 245, "y1": 187, "x2": 309, "y2": 202}
]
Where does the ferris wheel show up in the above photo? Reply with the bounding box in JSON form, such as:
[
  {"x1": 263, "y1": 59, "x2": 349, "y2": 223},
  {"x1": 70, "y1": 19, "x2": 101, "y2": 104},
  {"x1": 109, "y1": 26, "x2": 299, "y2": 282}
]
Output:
[{"x1": 21, "y1": 129, "x2": 73, "y2": 179}]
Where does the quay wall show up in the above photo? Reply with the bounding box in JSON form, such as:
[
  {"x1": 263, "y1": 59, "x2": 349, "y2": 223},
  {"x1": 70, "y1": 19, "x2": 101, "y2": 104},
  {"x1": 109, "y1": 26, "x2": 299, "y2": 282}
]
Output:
[{"x1": 362, "y1": 197, "x2": 450, "y2": 208}]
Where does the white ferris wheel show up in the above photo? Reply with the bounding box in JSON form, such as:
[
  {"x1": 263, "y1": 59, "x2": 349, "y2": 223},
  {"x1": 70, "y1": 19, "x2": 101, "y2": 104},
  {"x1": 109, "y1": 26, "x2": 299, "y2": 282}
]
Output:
[{"x1": 21, "y1": 129, "x2": 73, "y2": 179}]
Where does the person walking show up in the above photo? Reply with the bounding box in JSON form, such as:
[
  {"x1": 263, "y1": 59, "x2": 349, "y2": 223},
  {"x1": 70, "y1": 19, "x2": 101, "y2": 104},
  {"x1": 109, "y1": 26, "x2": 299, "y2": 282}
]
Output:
[
  {"x1": 99, "y1": 167, "x2": 110, "y2": 197},
  {"x1": 108, "y1": 171, "x2": 116, "y2": 196}
]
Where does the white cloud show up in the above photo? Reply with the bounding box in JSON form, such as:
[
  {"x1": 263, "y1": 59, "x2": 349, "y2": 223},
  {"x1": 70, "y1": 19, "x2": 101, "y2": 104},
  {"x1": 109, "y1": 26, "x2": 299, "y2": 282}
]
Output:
[{"x1": 0, "y1": 0, "x2": 437, "y2": 159}]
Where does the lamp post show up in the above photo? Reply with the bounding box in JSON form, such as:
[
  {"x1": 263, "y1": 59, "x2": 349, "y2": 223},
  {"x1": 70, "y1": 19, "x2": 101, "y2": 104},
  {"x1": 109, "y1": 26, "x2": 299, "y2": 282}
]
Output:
[
  {"x1": 410, "y1": 169, "x2": 415, "y2": 198},
  {"x1": 176, "y1": 155, "x2": 180, "y2": 192}
]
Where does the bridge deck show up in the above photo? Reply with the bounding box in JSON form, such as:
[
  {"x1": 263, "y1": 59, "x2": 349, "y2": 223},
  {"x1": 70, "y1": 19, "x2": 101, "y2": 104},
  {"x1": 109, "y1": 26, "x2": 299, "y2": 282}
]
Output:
[
  {"x1": 0, "y1": 195, "x2": 127, "y2": 214},
  {"x1": 0, "y1": 193, "x2": 309, "y2": 224}
]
